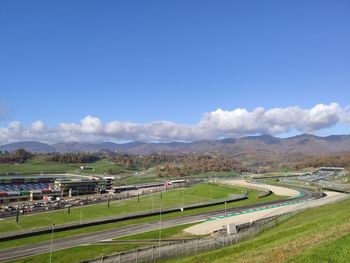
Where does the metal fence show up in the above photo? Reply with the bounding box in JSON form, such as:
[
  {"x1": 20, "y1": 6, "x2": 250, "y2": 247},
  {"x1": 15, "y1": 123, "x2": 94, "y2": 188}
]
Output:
[{"x1": 82, "y1": 212, "x2": 296, "y2": 263}]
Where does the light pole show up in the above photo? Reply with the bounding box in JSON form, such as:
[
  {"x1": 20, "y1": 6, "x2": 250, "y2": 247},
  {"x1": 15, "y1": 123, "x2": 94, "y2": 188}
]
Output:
[
  {"x1": 224, "y1": 201, "x2": 227, "y2": 217},
  {"x1": 159, "y1": 200, "x2": 162, "y2": 258},
  {"x1": 16, "y1": 208, "x2": 19, "y2": 223},
  {"x1": 151, "y1": 191, "x2": 154, "y2": 212},
  {"x1": 210, "y1": 183, "x2": 212, "y2": 199},
  {"x1": 80, "y1": 203, "x2": 83, "y2": 224},
  {"x1": 49, "y1": 223, "x2": 55, "y2": 263},
  {"x1": 181, "y1": 189, "x2": 184, "y2": 209}
]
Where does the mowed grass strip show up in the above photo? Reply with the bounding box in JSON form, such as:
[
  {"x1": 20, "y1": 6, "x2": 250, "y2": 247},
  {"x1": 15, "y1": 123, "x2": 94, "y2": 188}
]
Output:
[
  {"x1": 164, "y1": 197, "x2": 350, "y2": 263},
  {"x1": 114, "y1": 222, "x2": 199, "y2": 241},
  {"x1": 6, "y1": 243, "x2": 146, "y2": 263},
  {"x1": 0, "y1": 186, "x2": 282, "y2": 251},
  {"x1": 0, "y1": 183, "x2": 243, "y2": 234}
]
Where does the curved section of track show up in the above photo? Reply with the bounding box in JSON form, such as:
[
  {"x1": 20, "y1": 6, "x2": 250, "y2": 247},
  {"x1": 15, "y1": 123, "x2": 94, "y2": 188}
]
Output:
[{"x1": 220, "y1": 179, "x2": 301, "y2": 197}]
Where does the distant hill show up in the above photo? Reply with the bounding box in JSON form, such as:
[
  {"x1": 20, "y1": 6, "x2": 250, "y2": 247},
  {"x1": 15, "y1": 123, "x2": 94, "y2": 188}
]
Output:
[
  {"x1": 0, "y1": 141, "x2": 55, "y2": 153},
  {"x1": 0, "y1": 134, "x2": 350, "y2": 155}
]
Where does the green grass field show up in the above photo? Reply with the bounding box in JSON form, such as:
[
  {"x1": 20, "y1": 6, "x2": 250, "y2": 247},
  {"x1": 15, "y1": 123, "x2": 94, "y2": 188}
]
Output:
[
  {"x1": 286, "y1": 232, "x2": 350, "y2": 263},
  {"x1": 115, "y1": 222, "x2": 199, "y2": 241},
  {"x1": 7, "y1": 243, "x2": 146, "y2": 263},
  {"x1": 163, "y1": 197, "x2": 350, "y2": 263},
  {"x1": 0, "y1": 158, "x2": 133, "y2": 175},
  {"x1": 0, "y1": 159, "x2": 77, "y2": 175},
  {"x1": 118, "y1": 169, "x2": 239, "y2": 186}
]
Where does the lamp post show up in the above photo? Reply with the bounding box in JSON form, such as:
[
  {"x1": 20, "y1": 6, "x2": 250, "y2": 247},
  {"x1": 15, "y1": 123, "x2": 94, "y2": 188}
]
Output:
[
  {"x1": 16, "y1": 208, "x2": 19, "y2": 223},
  {"x1": 151, "y1": 190, "x2": 154, "y2": 212},
  {"x1": 181, "y1": 189, "x2": 184, "y2": 209},
  {"x1": 49, "y1": 223, "x2": 55, "y2": 263},
  {"x1": 159, "y1": 200, "x2": 162, "y2": 258},
  {"x1": 80, "y1": 203, "x2": 83, "y2": 224},
  {"x1": 210, "y1": 183, "x2": 212, "y2": 199}
]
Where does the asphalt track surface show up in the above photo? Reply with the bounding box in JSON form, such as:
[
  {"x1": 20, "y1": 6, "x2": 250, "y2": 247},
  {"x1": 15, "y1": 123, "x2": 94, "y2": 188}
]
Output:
[{"x1": 0, "y1": 188, "x2": 319, "y2": 262}]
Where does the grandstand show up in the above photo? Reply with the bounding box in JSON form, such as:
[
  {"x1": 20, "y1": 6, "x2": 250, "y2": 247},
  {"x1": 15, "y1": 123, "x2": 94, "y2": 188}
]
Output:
[
  {"x1": 0, "y1": 182, "x2": 49, "y2": 192},
  {"x1": 0, "y1": 176, "x2": 59, "y2": 203},
  {"x1": 298, "y1": 167, "x2": 345, "y2": 182}
]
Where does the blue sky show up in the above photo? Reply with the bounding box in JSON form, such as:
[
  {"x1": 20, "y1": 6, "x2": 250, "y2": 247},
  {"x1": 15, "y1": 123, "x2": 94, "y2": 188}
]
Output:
[{"x1": 0, "y1": 1, "x2": 349, "y2": 143}]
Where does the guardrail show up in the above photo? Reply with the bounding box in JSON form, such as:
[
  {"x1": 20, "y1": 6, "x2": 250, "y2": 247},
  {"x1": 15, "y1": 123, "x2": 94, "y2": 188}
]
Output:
[{"x1": 256, "y1": 190, "x2": 271, "y2": 199}]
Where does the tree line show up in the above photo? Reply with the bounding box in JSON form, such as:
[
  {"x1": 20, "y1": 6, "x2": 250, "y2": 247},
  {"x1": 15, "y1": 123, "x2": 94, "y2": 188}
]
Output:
[
  {"x1": 155, "y1": 154, "x2": 249, "y2": 177},
  {"x1": 292, "y1": 153, "x2": 350, "y2": 170},
  {"x1": 0, "y1": 149, "x2": 33, "y2": 164},
  {"x1": 45, "y1": 153, "x2": 100, "y2": 163}
]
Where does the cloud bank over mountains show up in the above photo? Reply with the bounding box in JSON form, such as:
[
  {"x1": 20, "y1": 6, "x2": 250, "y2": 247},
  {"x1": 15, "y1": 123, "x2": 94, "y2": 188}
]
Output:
[{"x1": 1, "y1": 103, "x2": 349, "y2": 144}]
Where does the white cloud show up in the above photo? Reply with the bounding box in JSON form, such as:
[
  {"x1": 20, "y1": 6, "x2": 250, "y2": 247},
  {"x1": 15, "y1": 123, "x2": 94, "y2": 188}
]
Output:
[
  {"x1": 0, "y1": 103, "x2": 349, "y2": 144},
  {"x1": 31, "y1": 121, "x2": 46, "y2": 132},
  {"x1": 80, "y1": 116, "x2": 103, "y2": 133}
]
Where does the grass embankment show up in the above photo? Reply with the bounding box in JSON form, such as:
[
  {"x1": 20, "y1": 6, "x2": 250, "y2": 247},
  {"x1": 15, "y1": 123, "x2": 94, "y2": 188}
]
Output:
[
  {"x1": 164, "y1": 197, "x2": 350, "y2": 263},
  {"x1": 287, "y1": 232, "x2": 350, "y2": 263}
]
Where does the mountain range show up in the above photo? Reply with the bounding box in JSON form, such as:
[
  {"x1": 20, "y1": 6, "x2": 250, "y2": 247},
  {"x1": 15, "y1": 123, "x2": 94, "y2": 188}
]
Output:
[{"x1": 1, "y1": 134, "x2": 350, "y2": 156}]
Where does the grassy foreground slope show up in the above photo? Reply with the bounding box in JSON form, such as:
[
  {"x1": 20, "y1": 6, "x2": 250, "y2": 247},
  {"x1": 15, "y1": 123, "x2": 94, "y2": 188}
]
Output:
[
  {"x1": 165, "y1": 197, "x2": 350, "y2": 263},
  {"x1": 288, "y1": 232, "x2": 350, "y2": 263}
]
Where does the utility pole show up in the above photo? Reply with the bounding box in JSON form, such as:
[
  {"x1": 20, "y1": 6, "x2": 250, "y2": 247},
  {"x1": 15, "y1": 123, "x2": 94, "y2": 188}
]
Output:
[
  {"x1": 49, "y1": 223, "x2": 55, "y2": 263},
  {"x1": 210, "y1": 183, "x2": 212, "y2": 199},
  {"x1": 181, "y1": 189, "x2": 184, "y2": 208},
  {"x1": 80, "y1": 203, "x2": 83, "y2": 224},
  {"x1": 151, "y1": 191, "x2": 154, "y2": 212},
  {"x1": 159, "y1": 200, "x2": 162, "y2": 258},
  {"x1": 16, "y1": 208, "x2": 19, "y2": 223}
]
